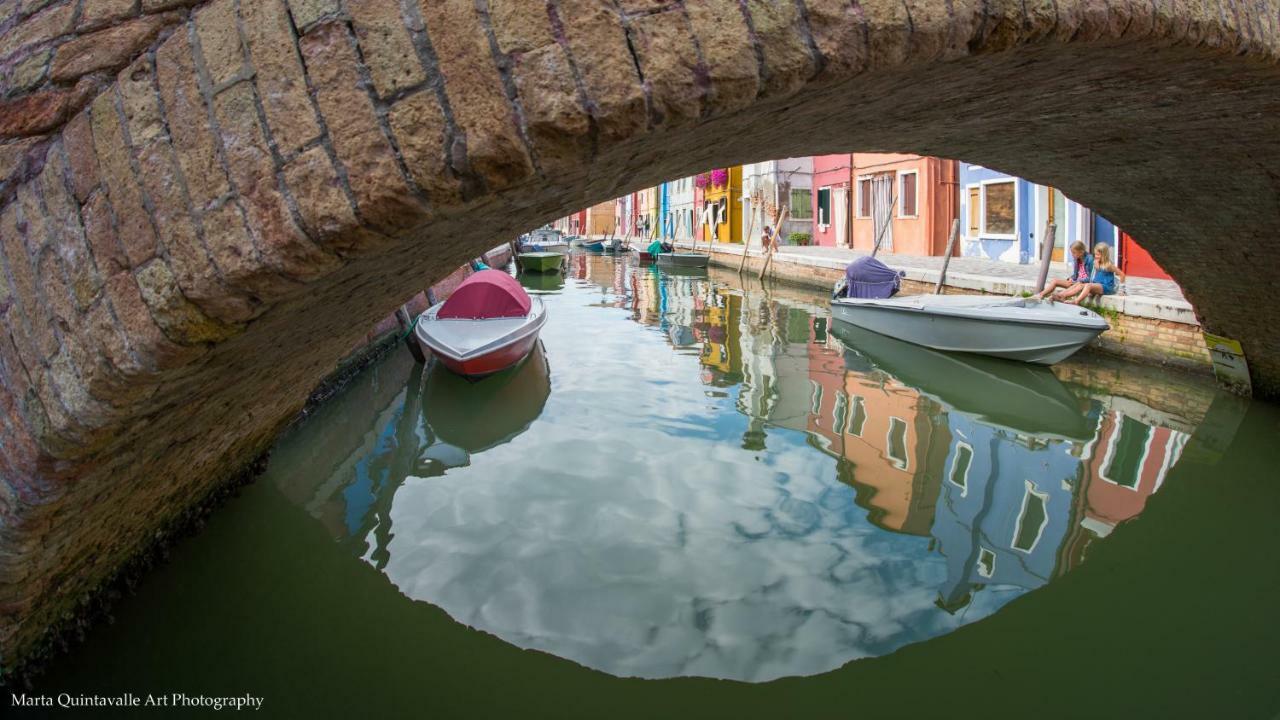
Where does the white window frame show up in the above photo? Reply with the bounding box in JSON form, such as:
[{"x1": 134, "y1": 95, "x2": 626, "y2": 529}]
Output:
[
  {"x1": 816, "y1": 185, "x2": 832, "y2": 228},
  {"x1": 976, "y1": 547, "x2": 996, "y2": 578},
  {"x1": 855, "y1": 174, "x2": 875, "y2": 219},
  {"x1": 949, "y1": 441, "x2": 973, "y2": 496},
  {"x1": 977, "y1": 178, "x2": 1018, "y2": 240},
  {"x1": 1099, "y1": 411, "x2": 1156, "y2": 490},
  {"x1": 1011, "y1": 479, "x2": 1050, "y2": 554},
  {"x1": 846, "y1": 395, "x2": 866, "y2": 437},
  {"x1": 896, "y1": 169, "x2": 919, "y2": 219},
  {"x1": 886, "y1": 416, "x2": 909, "y2": 471}
]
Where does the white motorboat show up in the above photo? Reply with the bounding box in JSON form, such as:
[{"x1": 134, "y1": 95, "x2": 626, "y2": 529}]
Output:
[
  {"x1": 415, "y1": 270, "x2": 548, "y2": 377},
  {"x1": 831, "y1": 293, "x2": 1108, "y2": 365}
]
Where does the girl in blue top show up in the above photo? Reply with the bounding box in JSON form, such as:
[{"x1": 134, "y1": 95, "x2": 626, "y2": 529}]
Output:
[
  {"x1": 1035, "y1": 241, "x2": 1093, "y2": 300},
  {"x1": 1064, "y1": 243, "x2": 1124, "y2": 305}
]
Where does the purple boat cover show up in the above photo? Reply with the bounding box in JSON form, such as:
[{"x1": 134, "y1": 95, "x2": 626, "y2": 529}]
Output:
[{"x1": 843, "y1": 257, "x2": 903, "y2": 299}]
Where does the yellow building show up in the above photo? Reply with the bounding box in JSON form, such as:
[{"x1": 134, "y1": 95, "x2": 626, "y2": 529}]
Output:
[{"x1": 700, "y1": 167, "x2": 743, "y2": 243}]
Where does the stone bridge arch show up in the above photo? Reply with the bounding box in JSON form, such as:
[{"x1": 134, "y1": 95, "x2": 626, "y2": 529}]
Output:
[{"x1": 1, "y1": 0, "x2": 1278, "y2": 667}]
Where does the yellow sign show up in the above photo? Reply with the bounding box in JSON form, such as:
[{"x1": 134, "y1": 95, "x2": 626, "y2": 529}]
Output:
[{"x1": 1202, "y1": 332, "x2": 1251, "y2": 396}]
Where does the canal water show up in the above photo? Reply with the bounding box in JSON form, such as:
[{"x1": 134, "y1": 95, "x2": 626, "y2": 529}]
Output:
[{"x1": 31, "y1": 255, "x2": 1280, "y2": 717}]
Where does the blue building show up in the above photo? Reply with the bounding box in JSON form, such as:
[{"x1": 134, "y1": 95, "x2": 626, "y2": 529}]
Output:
[
  {"x1": 957, "y1": 164, "x2": 1119, "y2": 265},
  {"x1": 929, "y1": 413, "x2": 1084, "y2": 612}
]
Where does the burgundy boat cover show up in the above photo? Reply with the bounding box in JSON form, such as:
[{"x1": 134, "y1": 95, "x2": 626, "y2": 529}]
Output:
[
  {"x1": 843, "y1": 256, "x2": 903, "y2": 299},
  {"x1": 437, "y1": 269, "x2": 532, "y2": 319}
]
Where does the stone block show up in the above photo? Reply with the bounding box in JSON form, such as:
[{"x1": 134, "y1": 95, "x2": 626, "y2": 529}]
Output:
[
  {"x1": 508, "y1": 44, "x2": 592, "y2": 173},
  {"x1": 7, "y1": 47, "x2": 52, "y2": 92},
  {"x1": 195, "y1": 0, "x2": 247, "y2": 87},
  {"x1": 239, "y1": 0, "x2": 320, "y2": 156},
  {"x1": 287, "y1": 0, "x2": 339, "y2": 30},
  {"x1": 77, "y1": 0, "x2": 138, "y2": 30},
  {"x1": 488, "y1": 0, "x2": 554, "y2": 54},
  {"x1": 554, "y1": 0, "x2": 646, "y2": 142},
  {"x1": 418, "y1": 0, "x2": 534, "y2": 190},
  {"x1": 133, "y1": 259, "x2": 240, "y2": 345},
  {"x1": 81, "y1": 191, "x2": 129, "y2": 275},
  {"x1": 61, "y1": 111, "x2": 99, "y2": 202},
  {"x1": 684, "y1": 0, "x2": 759, "y2": 114},
  {"x1": 630, "y1": 10, "x2": 703, "y2": 127},
  {"x1": 283, "y1": 145, "x2": 389, "y2": 255},
  {"x1": 156, "y1": 30, "x2": 231, "y2": 212},
  {"x1": 386, "y1": 90, "x2": 463, "y2": 208},
  {"x1": 49, "y1": 12, "x2": 180, "y2": 83},
  {"x1": 346, "y1": 0, "x2": 425, "y2": 97},
  {"x1": 301, "y1": 22, "x2": 427, "y2": 234},
  {"x1": 89, "y1": 89, "x2": 159, "y2": 267},
  {"x1": 0, "y1": 1, "x2": 75, "y2": 58}
]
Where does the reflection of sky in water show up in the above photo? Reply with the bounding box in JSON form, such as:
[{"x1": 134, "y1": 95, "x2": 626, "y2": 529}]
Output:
[{"x1": 377, "y1": 271, "x2": 1006, "y2": 682}]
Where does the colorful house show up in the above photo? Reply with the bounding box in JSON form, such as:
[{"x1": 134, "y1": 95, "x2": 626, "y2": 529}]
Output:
[
  {"x1": 585, "y1": 199, "x2": 616, "y2": 236},
  {"x1": 811, "y1": 154, "x2": 853, "y2": 247},
  {"x1": 848, "y1": 154, "x2": 959, "y2": 256},
  {"x1": 697, "y1": 167, "x2": 742, "y2": 243},
  {"x1": 740, "y1": 159, "x2": 813, "y2": 247},
  {"x1": 664, "y1": 176, "x2": 696, "y2": 240},
  {"x1": 957, "y1": 164, "x2": 1171, "y2": 279}
]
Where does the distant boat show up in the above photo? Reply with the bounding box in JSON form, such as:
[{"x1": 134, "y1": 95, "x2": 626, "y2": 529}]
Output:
[
  {"x1": 831, "y1": 257, "x2": 1107, "y2": 365},
  {"x1": 517, "y1": 251, "x2": 564, "y2": 273},
  {"x1": 414, "y1": 270, "x2": 547, "y2": 378},
  {"x1": 520, "y1": 227, "x2": 570, "y2": 253},
  {"x1": 657, "y1": 252, "x2": 710, "y2": 268},
  {"x1": 580, "y1": 240, "x2": 606, "y2": 252}
]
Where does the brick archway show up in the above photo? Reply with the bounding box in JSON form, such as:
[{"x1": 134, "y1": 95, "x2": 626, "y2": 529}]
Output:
[{"x1": 1, "y1": 0, "x2": 1278, "y2": 666}]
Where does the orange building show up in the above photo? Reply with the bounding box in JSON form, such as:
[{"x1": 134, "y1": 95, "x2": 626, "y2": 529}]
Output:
[{"x1": 849, "y1": 154, "x2": 959, "y2": 257}]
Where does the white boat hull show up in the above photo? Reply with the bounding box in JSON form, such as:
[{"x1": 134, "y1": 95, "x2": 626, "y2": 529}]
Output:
[{"x1": 831, "y1": 294, "x2": 1108, "y2": 365}]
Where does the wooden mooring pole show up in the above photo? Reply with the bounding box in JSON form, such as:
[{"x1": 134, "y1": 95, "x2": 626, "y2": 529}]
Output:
[
  {"x1": 1035, "y1": 220, "x2": 1057, "y2": 293},
  {"x1": 934, "y1": 218, "x2": 961, "y2": 295}
]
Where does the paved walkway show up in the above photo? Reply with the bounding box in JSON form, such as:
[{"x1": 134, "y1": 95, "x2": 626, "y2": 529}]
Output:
[
  {"x1": 659, "y1": 240, "x2": 1198, "y2": 326},
  {"x1": 782, "y1": 245, "x2": 1188, "y2": 303}
]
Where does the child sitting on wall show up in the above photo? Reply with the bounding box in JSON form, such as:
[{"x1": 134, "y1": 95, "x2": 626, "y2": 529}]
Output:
[
  {"x1": 1063, "y1": 243, "x2": 1125, "y2": 305},
  {"x1": 1034, "y1": 240, "x2": 1093, "y2": 301}
]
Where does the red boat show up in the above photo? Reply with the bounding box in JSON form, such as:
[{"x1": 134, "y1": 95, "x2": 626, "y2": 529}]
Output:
[{"x1": 414, "y1": 270, "x2": 547, "y2": 378}]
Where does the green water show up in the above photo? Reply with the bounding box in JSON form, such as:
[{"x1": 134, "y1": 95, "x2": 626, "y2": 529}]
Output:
[{"x1": 28, "y1": 256, "x2": 1280, "y2": 717}]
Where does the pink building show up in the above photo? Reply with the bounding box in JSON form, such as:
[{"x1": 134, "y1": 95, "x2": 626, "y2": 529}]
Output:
[
  {"x1": 811, "y1": 154, "x2": 853, "y2": 247},
  {"x1": 849, "y1": 154, "x2": 959, "y2": 257}
]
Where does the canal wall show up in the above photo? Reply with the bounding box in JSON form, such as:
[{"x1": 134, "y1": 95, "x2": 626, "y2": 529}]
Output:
[{"x1": 696, "y1": 244, "x2": 1213, "y2": 377}]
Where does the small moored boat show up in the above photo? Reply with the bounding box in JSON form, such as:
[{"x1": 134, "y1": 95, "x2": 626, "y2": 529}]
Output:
[
  {"x1": 657, "y1": 252, "x2": 710, "y2": 268},
  {"x1": 415, "y1": 270, "x2": 547, "y2": 378},
  {"x1": 517, "y1": 251, "x2": 564, "y2": 273},
  {"x1": 579, "y1": 240, "x2": 606, "y2": 252},
  {"x1": 831, "y1": 257, "x2": 1108, "y2": 365}
]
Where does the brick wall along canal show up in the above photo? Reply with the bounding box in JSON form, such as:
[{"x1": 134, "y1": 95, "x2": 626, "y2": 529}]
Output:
[{"x1": 27, "y1": 256, "x2": 1280, "y2": 717}]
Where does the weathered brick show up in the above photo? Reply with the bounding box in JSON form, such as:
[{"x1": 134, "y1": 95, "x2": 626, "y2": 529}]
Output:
[
  {"x1": 630, "y1": 11, "x2": 703, "y2": 128},
  {"x1": 142, "y1": 0, "x2": 200, "y2": 10},
  {"x1": 282, "y1": 145, "x2": 389, "y2": 255},
  {"x1": 81, "y1": 192, "x2": 129, "y2": 275},
  {"x1": 346, "y1": 0, "x2": 424, "y2": 97},
  {"x1": 7, "y1": 48, "x2": 52, "y2": 92},
  {"x1": 101, "y1": 270, "x2": 201, "y2": 369},
  {"x1": 212, "y1": 83, "x2": 341, "y2": 282},
  {"x1": 0, "y1": 1, "x2": 75, "y2": 58},
  {"x1": 1, "y1": 199, "x2": 57, "y2": 361},
  {"x1": 555, "y1": 0, "x2": 646, "y2": 142},
  {"x1": 61, "y1": 111, "x2": 99, "y2": 202},
  {"x1": 132, "y1": 259, "x2": 240, "y2": 345},
  {"x1": 488, "y1": 0, "x2": 554, "y2": 53},
  {"x1": 387, "y1": 90, "x2": 463, "y2": 207},
  {"x1": 0, "y1": 137, "x2": 45, "y2": 186},
  {"x1": 34, "y1": 247, "x2": 76, "y2": 334},
  {"x1": 301, "y1": 22, "x2": 427, "y2": 233},
  {"x1": 0, "y1": 83, "x2": 86, "y2": 138},
  {"x1": 199, "y1": 201, "x2": 300, "y2": 297},
  {"x1": 743, "y1": 0, "x2": 815, "y2": 95},
  {"x1": 419, "y1": 0, "x2": 533, "y2": 190},
  {"x1": 89, "y1": 89, "x2": 159, "y2": 267},
  {"x1": 287, "y1": 0, "x2": 338, "y2": 30},
  {"x1": 684, "y1": 0, "x2": 758, "y2": 114},
  {"x1": 240, "y1": 0, "x2": 320, "y2": 156},
  {"x1": 194, "y1": 0, "x2": 246, "y2": 88},
  {"x1": 49, "y1": 12, "x2": 180, "y2": 83},
  {"x1": 156, "y1": 30, "x2": 230, "y2": 212},
  {"x1": 38, "y1": 145, "x2": 101, "y2": 310},
  {"x1": 120, "y1": 58, "x2": 259, "y2": 323},
  {"x1": 78, "y1": 0, "x2": 138, "y2": 30},
  {"x1": 507, "y1": 44, "x2": 591, "y2": 173},
  {"x1": 802, "y1": 0, "x2": 868, "y2": 77}
]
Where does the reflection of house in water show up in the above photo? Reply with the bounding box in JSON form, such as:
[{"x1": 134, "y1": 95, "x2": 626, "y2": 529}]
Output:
[
  {"x1": 930, "y1": 415, "x2": 1081, "y2": 612},
  {"x1": 1079, "y1": 411, "x2": 1187, "y2": 537},
  {"x1": 695, "y1": 290, "x2": 743, "y2": 386},
  {"x1": 808, "y1": 340, "x2": 950, "y2": 536}
]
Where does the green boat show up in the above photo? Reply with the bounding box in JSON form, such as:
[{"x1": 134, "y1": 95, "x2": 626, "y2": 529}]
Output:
[{"x1": 517, "y1": 252, "x2": 564, "y2": 273}]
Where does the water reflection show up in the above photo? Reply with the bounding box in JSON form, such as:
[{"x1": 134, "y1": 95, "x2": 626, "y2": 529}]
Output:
[{"x1": 268, "y1": 254, "x2": 1209, "y2": 682}]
